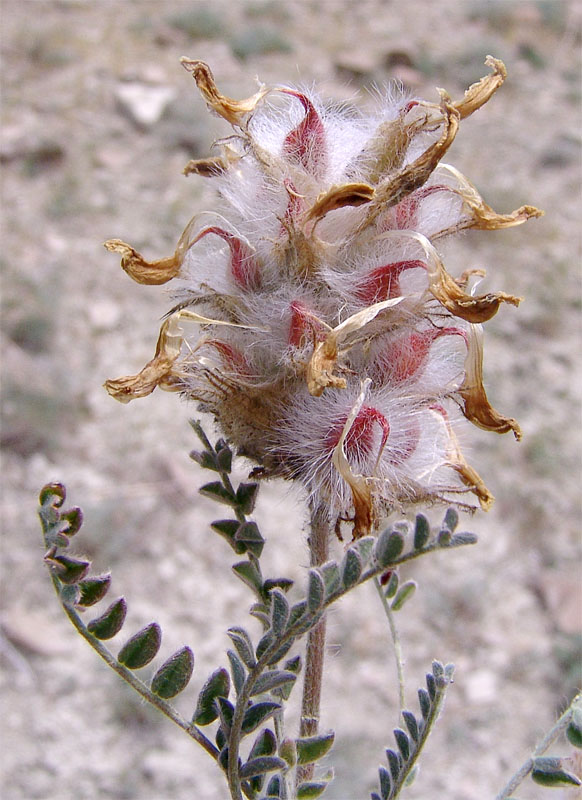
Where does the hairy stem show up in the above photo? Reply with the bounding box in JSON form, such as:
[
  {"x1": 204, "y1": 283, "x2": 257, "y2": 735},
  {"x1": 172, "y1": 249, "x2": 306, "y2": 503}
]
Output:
[
  {"x1": 373, "y1": 576, "x2": 406, "y2": 714},
  {"x1": 52, "y1": 578, "x2": 219, "y2": 761},
  {"x1": 296, "y1": 503, "x2": 330, "y2": 786}
]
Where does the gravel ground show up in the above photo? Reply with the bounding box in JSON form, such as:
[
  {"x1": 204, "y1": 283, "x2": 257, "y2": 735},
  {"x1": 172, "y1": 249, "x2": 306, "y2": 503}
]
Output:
[{"x1": 1, "y1": 2, "x2": 581, "y2": 799}]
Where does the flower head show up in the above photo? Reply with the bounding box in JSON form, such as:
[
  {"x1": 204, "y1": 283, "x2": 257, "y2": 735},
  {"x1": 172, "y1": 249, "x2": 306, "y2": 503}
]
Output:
[{"x1": 105, "y1": 57, "x2": 542, "y2": 538}]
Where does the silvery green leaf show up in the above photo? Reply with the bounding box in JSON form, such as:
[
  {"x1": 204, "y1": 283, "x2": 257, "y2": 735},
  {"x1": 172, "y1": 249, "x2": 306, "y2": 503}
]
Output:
[
  {"x1": 393, "y1": 728, "x2": 410, "y2": 761},
  {"x1": 249, "y1": 727, "x2": 277, "y2": 759},
  {"x1": 378, "y1": 765, "x2": 392, "y2": 800},
  {"x1": 228, "y1": 626, "x2": 256, "y2": 669},
  {"x1": 266, "y1": 638, "x2": 294, "y2": 667},
  {"x1": 216, "y1": 443, "x2": 233, "y2": 473},
  {"x1": 189, "y1": 419, "x2": 213, "y2": 451},
  {"x1": 240, "y1": 755, "x2": 287, "y2": 779},
  {"x1": 296, "y1": 731, "x2": 335, "y2": 765},
  {"x1": 251, "y1": 670, "x2": 297, "y2": 696},
  {"x1": 386, "y1": 748, "x2": 402, "y2": 782},
  {"x1": 266, "y1": 774, "x2": 282, "y2": 797},
  {"x1": 426, "y1": 672, "x2": 436, "y2": 700},
  {"x1": 278, "y1": 738, "x2": 297, "y2": 767},
  {"x1": 232, "y1": 560, "x2": 264, "y2": 598},
  {"x1": 192, "y1": 667, "x2": 230, "y2": 725},
  {"x1": 567, "y1": 708, "x2": 582, "y2": 748},
  {"x1": 59, "y1": 507, "x2": 83, "y2": 537},
  {"x1": 418, "y1": 688, "x2": 431, "y2": 720},
  {"x1": 270, "y1": 589, "x2": 290, "y2": 634},
  {"x1": 296, "y1": 781, "x2": 329, "y2": 799},
  {"x1": 449, "y1": 532, "x2": 478, "y2": 547},
  {"x1": 413, "y1": 514, "x2": 430, "y2": 550},
  {"x1": 256, "y1": 631, "x2": 275, "y2": 660},
  {"x1": 235, "y1": 482, "x2": 259, "y2": 514},
  {"x1": 531, "y1": 756, "x2": 582, "y2": 787},
  {"x1": 307, "y1": 570, "x2": 325, "y2": 613},
  {"x1": 48, "y1": 554, "x2": 90, "y2": 585},
  {"x1": 77, "y1": 574, "x2": 111, "y2": 607},
  {"x1": 432, "y1": 660, "x2": 446, "y2": 688},
  {"x1": 340, "y1": 547, "x2": 362, "y2": 589},
  {"x1": 320, "y1": 561, "x2": 341, "y2": 596},
  {"x1": 443, "y1": 507, "x2": 459, "y2": 532},
  {"x1": 151, "y1": 646, "x2": 194, "y2": 699},
  {"x1": 241, "y1": 701, "x2": 281, "y2": 734},
  {"x1": 216, "y1": 695, "x2": 235, "y2": 732},
  {"x1": 211, "y1": 519, "x2": 245, "y2": 553},
  {"x1": 353, "y1": 535, "x2": 375, "y2": 566},
  {"x1": 189, "y1": 448, "x2": 219, "y2": 471},
  {"x1": 118, "y1": 622, "x2": 162, "y2": 669},
  {"x1": 227, "y1": 649, "x2": 246, "y2": 695},
  {"x1": 437, "y1": 529, "x2": 452, "y2": 546},
  {"x1": 234, "y1": 521, "x2": 265, "y2": 558},
  {"x1": 384, "y1": 571, "x2": 399, "y2": 599},
  {"x1": 402, "y1": 710, "x2": 419, "y2": 743},
  {"x1": 199, "y1": 481, "x2": 235, "y2": 506},
  {"x1": 263, "y1": 577, "x2": 294, "y2": 594},
  {"x1": 288, "y1": 600, "x2": 307, "y2": 628},
  {"x1": 87, "y1": 598, "x2": 127, "y2": 640},
  {"x1": 391, "y1": 581, "x2": 417, "y2": 612},
  {"x1": 374, "y1": 531, "x2": 404, "y2": 567}
]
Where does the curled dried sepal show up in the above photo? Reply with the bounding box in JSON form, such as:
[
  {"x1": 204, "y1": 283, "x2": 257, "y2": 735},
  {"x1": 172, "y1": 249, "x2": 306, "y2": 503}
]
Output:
[
  {"x1": 331, "y1": 379, "x2": 375, "y2": 538},
  {"x1": 436, "y1": 164, "x2": 544, "y2": 235},
  {"x1": 180, "y1": 58, "x2": 268, "y2": 126},
  {"x1": 104, "y1": 216, "x2": 200, "y2": 286},
  {"x1": 460, "y1": 325, "x2": 522, "y2": 439},
  {"x1": 460, "y1": 194, "x2": 543, "y2": 232},
  {"x1": 429, "y1": 259, "x2": 521, "y2": 322},
  {"x1": 104, "y1": 240, "x2": 181, "y2": 286},
  {"x1": 183, "y1": 146, "x2": 241, "y2": 177},
  {"x1": 306, "y1": 182, "x2": 375, "y2": 223},
  {"x1": 361, "y1": 93, "x2": 459, "y2": 229},
  {"x1": 433, "y1": 405, "x2": 494, "y2": 511},
  {"x1": 404, "y1": 230, "x2": 522, "y2": 322},
  {"x1": 104, "y1": 314, "x2": 184, "y2": 403},
  {"x1": 453, "y1": 55, "x2": 507, "y2": 119},
  {"x1": 306, "y1": 297, "x2": 404, "y2": 397}
]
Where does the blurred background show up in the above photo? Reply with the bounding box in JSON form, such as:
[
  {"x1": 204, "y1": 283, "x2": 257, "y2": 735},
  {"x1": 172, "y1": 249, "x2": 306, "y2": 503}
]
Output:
[{"x1": 1, "y1": 1, "x2": 581, "y2": 798}]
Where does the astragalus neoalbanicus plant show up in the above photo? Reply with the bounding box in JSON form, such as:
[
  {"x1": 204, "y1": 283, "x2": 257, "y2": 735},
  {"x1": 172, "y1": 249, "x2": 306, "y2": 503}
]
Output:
[{"x1": 38, "y1": 55, "x2": 582, "y2": 799}]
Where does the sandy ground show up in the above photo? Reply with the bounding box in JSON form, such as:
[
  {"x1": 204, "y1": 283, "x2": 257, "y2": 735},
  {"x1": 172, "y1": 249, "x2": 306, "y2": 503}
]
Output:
[{"x1": 1, "y1": 1, "x2": 581, "y2": 799}]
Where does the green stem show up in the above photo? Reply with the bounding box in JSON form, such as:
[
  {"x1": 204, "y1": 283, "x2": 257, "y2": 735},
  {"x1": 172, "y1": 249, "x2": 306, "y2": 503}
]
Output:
[
  {"x1": 51, "y1": 574, "x2": 219, "y2": 761},
  {"x1": 226, "y1": 507, "x2": 330, "y2": 800},
  {"x1": 495, "y1": 693, "x2": 581, "y2": 800},
  {"x1": 373, "y1": 576, "x2": 405, "y2": 714},
  {"x1": 391, "y1": 667, "x2": 452, "y2": 797}
]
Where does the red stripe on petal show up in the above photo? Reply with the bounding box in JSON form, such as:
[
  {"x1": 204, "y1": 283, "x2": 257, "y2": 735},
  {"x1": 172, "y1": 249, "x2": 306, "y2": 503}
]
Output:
[
  {"x1": 355, "y1": 259, "x2": 425, "y2": 304},
  {"x1": 193, "y1": 227, "x2": 261, "y2": 291},
  {"x1": 206, "y1": 340, "x2": 251, "y2": 376},
  {"x1": 281, "y1": 90, "x2": 327, "y2": 176},
  {"x1": 288, "y1": 300, "x2": 326, "y2": 347},
  {"x1": 377, "y1": 326, "x2": 467, "y2": 383},
  {"x1": 326, "y1": 405, "x2": 390, "y2": 462},
  {"x1": 394, "y1": 184, "x2": 452, "y2": 229}
]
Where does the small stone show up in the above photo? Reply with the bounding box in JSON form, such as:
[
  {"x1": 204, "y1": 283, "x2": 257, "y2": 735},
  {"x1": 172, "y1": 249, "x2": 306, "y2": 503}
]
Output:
[{"x1": 115, "y1": 83, "x2": 177, "y2": 129}]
